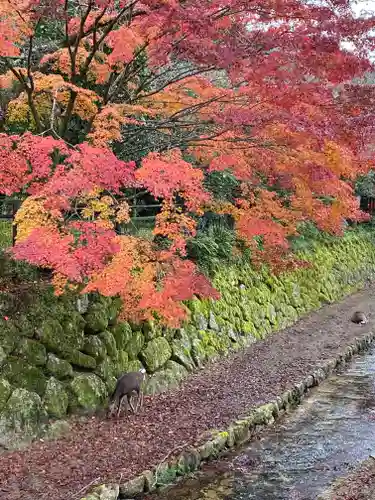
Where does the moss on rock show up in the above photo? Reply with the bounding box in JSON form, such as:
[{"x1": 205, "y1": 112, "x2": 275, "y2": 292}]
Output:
[
  {"x1": 0, "y1": 388, "x2": 47, "y2": 449},
  {"x1": 84, "y1": 304, "x2": 109, "y2": 333},
  {"x1": 1, "y1": 357, "x2": 47, "y2": 396},
  {"x1": 112, "y1": 322, "x2": 132, "y2": 350},
  {"x1": 125, "y1": 331, "x2": 145, "y2": 360},
  {"x1": 98, "y1": 330, "x2": 118, "y2": 358},
  {"x1": 140, "y1": 337, "x2": 172, "y2": 372},
  {"x1": 171, "y1": 330, "x2": 195, "y2": 372},
  {"x1": 95, "y1": 356, "x2": 118, "y2": 391},
  {"x1": 107, "y1": 297, "x2": 122, "y2": 326},
  {"x1": 43, "y1": 377, "x2": 69, "y2": 418},
  {"x1": 16, "y1": 339, "x2": 47, "y2": 366},
  {"x1": 46, "y1": 353, "x2": 73, "y2": 379},
  {"x1": 144, "y1": 361, "x2": 188, "y2": 395},
  {"x1": 0, "y1": 346, "x2": 6, "y2": 366},
  {"x1": 67, "y1": 351, "x2": 97, "y2": 370},
  {"x1": 70, "y1": 373, "x2": 107, "y2": 410},
  {"x1": 82, "y1": 335, "x2": 106, "y2": 360},
  {"x1": 0, "y1": 321, "x2": 19, "y2": 354},
  {"x1": 116, "y1": 350, "x2": 129, "y2": 374},
  {"x1": 142, "y1": 320, "x2": 162, "y2": 341},
  {"x1": 0, "y1": 377, "x2": 11, "y2": 407},
  {"x1": 36, "y1": 318, "x2": 84, "y2": 357},
  {"x1": 191, "y1": 337, "x2": 207, "y2": 367},
  {"x1": 14, "y1": 315, "x2": 35, "y2": 338},
  {"x1": 127, "y1": 359, "x2": 143, "y2": 372}
]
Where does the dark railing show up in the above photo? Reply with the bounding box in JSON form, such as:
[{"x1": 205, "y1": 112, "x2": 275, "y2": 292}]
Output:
[
  {"x1": 360, "y1": 196, "x2": 375, "y2": 214},
  {"x1": 0, "y1": 197, "x2": 21, "y2": 248}
]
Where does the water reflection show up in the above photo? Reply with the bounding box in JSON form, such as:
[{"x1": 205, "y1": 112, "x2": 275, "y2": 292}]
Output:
[{"x1": 148, "y1": 349, "x2": 375, "y2": 500}]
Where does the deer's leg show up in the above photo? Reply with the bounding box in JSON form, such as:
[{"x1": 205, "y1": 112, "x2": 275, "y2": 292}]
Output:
[
  {"x1": 116, "y1": 395, "x2": 124, "y2": 418},
  {"x1": 127, "y1": 393, "x2": 136, "y2": 414},
  {"x1": 138, "y1": 390, "x2": 144, "y2": 412}
]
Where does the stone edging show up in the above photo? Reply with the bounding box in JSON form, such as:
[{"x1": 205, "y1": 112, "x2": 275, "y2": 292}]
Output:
[{"x1": 82, "y1": 331, "x2": 375, "y2": 500}]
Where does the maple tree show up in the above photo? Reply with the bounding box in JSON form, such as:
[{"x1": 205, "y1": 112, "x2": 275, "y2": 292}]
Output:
[{"x1": 0, "y1": 0, "x2": 374, "y2": 325}]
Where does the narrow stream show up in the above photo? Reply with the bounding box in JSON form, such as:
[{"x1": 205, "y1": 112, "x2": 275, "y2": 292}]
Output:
[{"x1": 147, "y1": 348, "x2": 375, "y2": 500}]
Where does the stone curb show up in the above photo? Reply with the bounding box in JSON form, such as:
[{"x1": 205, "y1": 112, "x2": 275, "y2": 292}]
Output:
[{"x1": 81, "y1": 331, "x2": 375, "y2": 500}]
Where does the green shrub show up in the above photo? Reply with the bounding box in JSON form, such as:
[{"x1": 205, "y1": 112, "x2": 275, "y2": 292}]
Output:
[{"x1": 187, "y1": 225, "x2": 236, "y2": 276}]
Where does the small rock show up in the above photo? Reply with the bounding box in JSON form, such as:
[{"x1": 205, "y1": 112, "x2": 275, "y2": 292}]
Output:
[
  {"x1": 195, "y1": 313, "x2": 208, "y2": 331},
  {"x1": 0, "y1": 378, "x2": 11, "y2": 407},
  {"x1": 89, "y1": 484, "x2": 119, "y2": 500},
  {"x1": 209, "y1": 312, "x2": 219, "y2": 331},
  {"x1": 119, "y1": 475, "x2": 145, "y2": 497},
  {"x1": 76, "y1": 294, "x2": 89, "y2": 314},
  {"x1": 142, "y1": 470, "x2": 155, "y2": 492}
]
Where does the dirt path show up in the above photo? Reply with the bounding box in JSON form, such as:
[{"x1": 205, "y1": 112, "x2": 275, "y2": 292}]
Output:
[
  {"x1": 1, "y1": 287, "x2": 375, "y2": 500},
  {"x1": 319, "y1": 458, "x2": 375, "y2": 500}
]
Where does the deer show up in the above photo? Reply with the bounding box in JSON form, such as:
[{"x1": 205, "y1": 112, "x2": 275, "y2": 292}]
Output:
[
  {"x1": 107, "y1": 368, "x2": 147, "y2": 419},
  {"x1": 351, "y1": 311, "x2": 368, "y2": 325}
]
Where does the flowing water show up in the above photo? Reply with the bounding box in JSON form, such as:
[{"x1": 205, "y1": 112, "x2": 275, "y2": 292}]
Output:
[{"x1": 147, "y1": 348, "x2": 375, "y2": 500}]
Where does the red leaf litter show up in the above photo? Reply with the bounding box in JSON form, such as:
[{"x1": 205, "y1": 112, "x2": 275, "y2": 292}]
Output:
[{"x1": 0, "y1": 287, "x2": 374, "y2": 500}]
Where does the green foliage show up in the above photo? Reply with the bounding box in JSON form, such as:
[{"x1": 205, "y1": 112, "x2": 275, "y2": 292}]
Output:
[
  {"x1": 0, "y1": 251, "x2": 39, "y2": 282},
  {"x1": 0, "y1": 221, "x2": 12, "y2": 249},
  {"x1": 288, "y1": 221, "x2": 336, "y2": 252},
  {"x1": 204, "y1": 170, "x2": 240, "y2": 201},
  {"x1": 355, "y1": 170, "x2": 375, "y2": 197},
  {"x1": 187, "y1": 224, "x2": 236, "y2": 276}
]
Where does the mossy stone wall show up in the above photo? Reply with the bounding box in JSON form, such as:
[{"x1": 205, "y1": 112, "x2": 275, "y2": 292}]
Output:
[{"x1": 0, "y1": 230, "x2": 374, "y2": 448}]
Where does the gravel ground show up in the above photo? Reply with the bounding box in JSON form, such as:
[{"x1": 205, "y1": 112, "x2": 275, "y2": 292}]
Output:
[
  {"x1": 320, "y1": 458, "x2": 375, "y2": 500},
  {"x1": 1, "y1": 287, "x2": 375, "y2": 500}
]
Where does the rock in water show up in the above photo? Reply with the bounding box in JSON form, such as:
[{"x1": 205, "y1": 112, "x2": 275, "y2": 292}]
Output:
[{"x1": 351, "y1": 311, "x2": 368, "y2": 324}]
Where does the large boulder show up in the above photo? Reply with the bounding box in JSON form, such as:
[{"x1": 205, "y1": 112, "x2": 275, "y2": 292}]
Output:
[
  {"x1": 43, "y1": 377, "x2": 69, "y2": 418},
  {"x1": 70, "y1": 373, "x2": 107, "y2": 410},
  {"x1": 98, "y1": 331, "x2": 118, "y2": 358},
  {"x1": 0, "y1": 321, "x2": 19, "y2": 354},
  {"x1": 16, "y1": 339, "x2": 47, "y2": 366},
  {"x1": 112, "y1": 322, "x2": 132, "y2": 350},
  {"x1": 142, "y1": 320, "x2": 162, "y2": 341},
  {"x1": 46, "y1": 353, "x2": 73, "y2": 380},
  {"x1": 82, "y1": 336, "x2": 106, "y2": 360},
  {"x1": 36, "y1": 318, "x2": 84, "y2": 357},
  {"x1": 140, "y1": 337, "x2": 172, "y2": 373},
  {"x1": 145, "y1": 361, "x2": 187, "y2": 395},
  {"x1": 67, "y1": 351, "x2": 96, "y2": 370},
  {"x1": 0, "y1": 388, "x2": 47, "y2": 449},
  {"x1": 125, "y1": 331, "x2": 145, "y2": 360},
  {"x1": 191, "y1": 337, "x2": 207, "y2": 368},
  {"x1": 116, "y1": 350, "x2": 129, "y2": 375},
  {"x1": 171, "y1": 329, "x2": 195, "y2": 372},
  {"x1": 0, "y1": 357, "x2": 47, "y2": 396},
  {"x1": 127, "y1": 359, "x2": 144, "y2": 372},
  {"x1": 95, "y1": 356, "x2": 118, "y2": 392},
  {"x1": 84, "y1": 304, "x2": 109, "y2": 333}
]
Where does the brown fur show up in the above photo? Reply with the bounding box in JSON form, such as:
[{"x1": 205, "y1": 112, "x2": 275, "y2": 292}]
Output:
[{"x1": 107, "y1": 369, "x2": 146, "y2": 418}]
